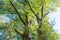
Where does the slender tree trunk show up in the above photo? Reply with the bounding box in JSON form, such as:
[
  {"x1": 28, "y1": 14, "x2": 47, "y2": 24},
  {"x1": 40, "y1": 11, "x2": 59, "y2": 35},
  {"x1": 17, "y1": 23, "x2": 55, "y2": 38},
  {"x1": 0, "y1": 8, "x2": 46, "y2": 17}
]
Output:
[
  {"x1": 22, "y1": 13, "x2": 31, "y2": 40},
  {"x1": 37, "y1": 6, "x2": 43, "y2": 40}
]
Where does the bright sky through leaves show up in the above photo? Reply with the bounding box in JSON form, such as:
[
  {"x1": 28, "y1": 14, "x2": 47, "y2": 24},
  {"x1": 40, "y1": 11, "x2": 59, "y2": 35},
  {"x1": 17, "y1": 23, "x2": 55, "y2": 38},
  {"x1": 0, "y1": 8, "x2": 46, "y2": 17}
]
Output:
[
  {"x1": 48, "y1": 7, "x2": 60, "y2": 34},
  {"x1": 0, "y1": 15, "x2": 10, "y2": 23}
]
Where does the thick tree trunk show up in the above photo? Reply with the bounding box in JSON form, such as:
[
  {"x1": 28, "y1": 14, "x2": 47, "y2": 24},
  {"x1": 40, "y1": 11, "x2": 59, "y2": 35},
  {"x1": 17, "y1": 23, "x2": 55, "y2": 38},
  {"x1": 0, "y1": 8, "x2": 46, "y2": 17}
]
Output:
[
  {"x1": 21, "y1": 26, "x2": 31, "y2": 40},
  {"x1": 22, "y1": 34, "x2": 31, "y2": 40}
]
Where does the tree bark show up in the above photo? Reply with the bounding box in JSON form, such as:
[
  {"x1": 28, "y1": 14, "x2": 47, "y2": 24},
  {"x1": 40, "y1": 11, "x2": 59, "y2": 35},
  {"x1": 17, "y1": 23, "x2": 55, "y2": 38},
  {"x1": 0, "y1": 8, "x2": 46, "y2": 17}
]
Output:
[{"x1": 22, "y1": 34, "x2": 31, "y2": 40}]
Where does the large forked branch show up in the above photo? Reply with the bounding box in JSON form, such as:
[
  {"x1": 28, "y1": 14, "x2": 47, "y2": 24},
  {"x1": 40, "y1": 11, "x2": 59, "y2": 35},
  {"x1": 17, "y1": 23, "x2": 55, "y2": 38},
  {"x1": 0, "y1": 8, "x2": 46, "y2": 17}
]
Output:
[
  {"x1": 25, "y1": 0, "x2": 42, "y2": 21},
  {"x1": 25, "y1": 0, "x2": 36, "y2": 16},
  {"x1": 10, "y1": 0, "x2": 26, "y2": 25},
  {"x1": 41, "y1": 6, "x2": 49, "y2": 19},
  {"x1": 25, "y1": 0, "x2": 49, "y2": 19}
]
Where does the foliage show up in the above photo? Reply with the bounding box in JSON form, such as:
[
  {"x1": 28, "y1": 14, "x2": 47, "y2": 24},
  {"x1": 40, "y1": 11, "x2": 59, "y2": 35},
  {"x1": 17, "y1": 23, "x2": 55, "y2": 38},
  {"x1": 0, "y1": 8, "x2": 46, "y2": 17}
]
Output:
[{"x1": 0, "y1": 0, "x2": 60, "y2": 40}]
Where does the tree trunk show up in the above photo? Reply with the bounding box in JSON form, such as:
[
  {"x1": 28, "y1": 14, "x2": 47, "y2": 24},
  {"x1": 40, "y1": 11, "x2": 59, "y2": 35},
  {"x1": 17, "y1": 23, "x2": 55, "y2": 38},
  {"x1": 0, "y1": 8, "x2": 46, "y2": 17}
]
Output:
[
  {"x1": 22, "y1": 34, "x2": 31, "y2": 40},
  {"x1": 37, "y1": 6, "x2": 43, "y2": 40},
  {"x1": 22, "y1": 13, "x2": 31, "y2": 40}
]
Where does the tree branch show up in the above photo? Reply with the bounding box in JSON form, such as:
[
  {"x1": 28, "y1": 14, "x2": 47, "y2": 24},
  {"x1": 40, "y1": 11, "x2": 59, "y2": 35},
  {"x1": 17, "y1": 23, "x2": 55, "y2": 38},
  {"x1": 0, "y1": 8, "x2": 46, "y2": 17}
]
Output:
[
  {"x1": 43, "y1": 12, "x2": 49, "y2": 18},
  {"x1": 9, "y1": 0, "x2": 26, "y2": 25},
  {"x1": 25, "y1": 0, "x2": 42, "y2": 21},
  {"x1": 14, "y1": 28, "x2": 23, "y2": 36},
  {"x1": 25, "y1": 0, "x2": 36, "y2": 16},
  {"x1": 41, "y1": 6, "x2": 44, "y2": 18}
]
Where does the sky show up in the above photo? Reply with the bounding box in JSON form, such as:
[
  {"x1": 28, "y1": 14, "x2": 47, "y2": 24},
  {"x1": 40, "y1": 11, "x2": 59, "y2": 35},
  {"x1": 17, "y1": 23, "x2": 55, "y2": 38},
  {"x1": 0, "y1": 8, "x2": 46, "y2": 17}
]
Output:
[
  {"x1": 0, "y1": 15, "x2": 10, "y2": 23},
  {"x1": 48, "y1": 7, "x2": 60, "y2": 34}
]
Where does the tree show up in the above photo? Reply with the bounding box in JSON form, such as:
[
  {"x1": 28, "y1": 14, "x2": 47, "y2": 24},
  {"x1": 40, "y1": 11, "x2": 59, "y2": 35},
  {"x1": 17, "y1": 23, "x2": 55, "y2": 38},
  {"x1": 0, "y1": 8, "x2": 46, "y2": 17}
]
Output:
[{"x1": 0, "y1": 0, "x2": 60, "y2": 40}]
